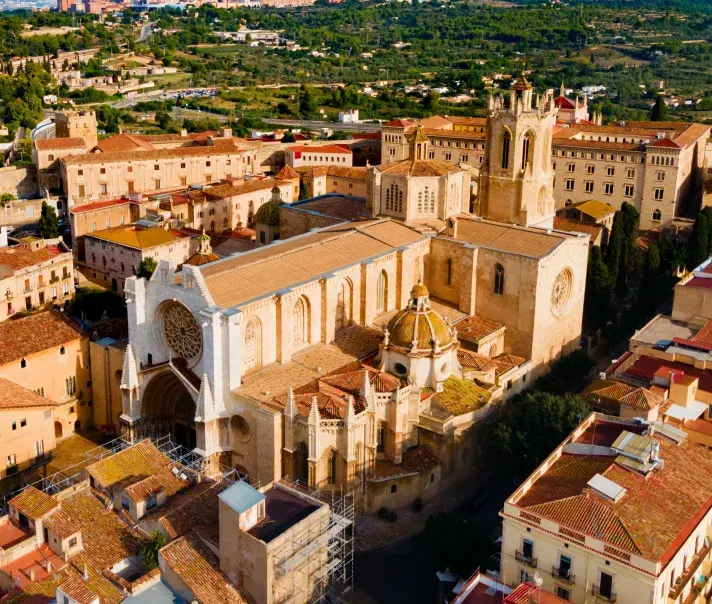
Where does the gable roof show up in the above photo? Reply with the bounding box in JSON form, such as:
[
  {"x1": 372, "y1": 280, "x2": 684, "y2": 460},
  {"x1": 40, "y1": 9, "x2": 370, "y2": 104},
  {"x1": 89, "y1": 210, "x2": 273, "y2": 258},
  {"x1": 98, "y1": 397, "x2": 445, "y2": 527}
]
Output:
[
  {"x1": 9, "y1": 486, "x2": 58, "y2": 519},
  {"x1": 0, "y1": 311, "x2": 85, "y2": 366},
  {"x1": 87, "y1": 225, "x2": 188, "y2": 250},
  {"x1": 35, "y1": 137, "x2": 85, "y2": 151}
]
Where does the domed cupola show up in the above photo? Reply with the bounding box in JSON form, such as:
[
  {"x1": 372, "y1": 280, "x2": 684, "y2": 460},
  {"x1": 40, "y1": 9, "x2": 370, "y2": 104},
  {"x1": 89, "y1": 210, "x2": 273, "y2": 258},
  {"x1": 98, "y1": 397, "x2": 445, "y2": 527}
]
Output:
[
  {"x1": 380, "y1": 282, "x2": 460, "y2": 390},
  {"x1": 385, "y1": 282, "x2": 455, "y2": 355}
]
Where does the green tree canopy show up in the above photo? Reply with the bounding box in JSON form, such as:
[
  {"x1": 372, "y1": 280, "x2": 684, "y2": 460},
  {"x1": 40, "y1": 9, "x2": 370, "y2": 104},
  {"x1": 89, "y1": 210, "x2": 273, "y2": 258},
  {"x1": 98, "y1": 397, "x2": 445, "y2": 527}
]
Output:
[
  {"x1": 650, "y1": 94, "x2": 668, "y2": 121},
  {"x1": 585, "y1": 246, "x2": 613, "y2": 325},
  {"x1": 140, "y1": 530, "x2": 166, "y2": 571},
  {"x1": 137, "y1": 257, "x2": 158, "y2": 280},
  {"x1": 36, "y1": 201, "x2": 58, "y2": 239},
  {"x1": 424, "y1": 513, "x2": 495, "y2": 578},
  {"x1": 687, "y1": 213, "x2": 709, "y2": 271}
]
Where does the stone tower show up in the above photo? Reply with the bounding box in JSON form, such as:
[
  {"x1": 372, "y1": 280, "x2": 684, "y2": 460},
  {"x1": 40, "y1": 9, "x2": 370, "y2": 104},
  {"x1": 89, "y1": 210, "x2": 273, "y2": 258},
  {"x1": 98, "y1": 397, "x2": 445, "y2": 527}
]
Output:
[
  {"x1": 55, "y1": 109, "x2": 98, "y2": 151},
  {"x1": 478, "y1": 74, "x2": 557, "y2": 228}
]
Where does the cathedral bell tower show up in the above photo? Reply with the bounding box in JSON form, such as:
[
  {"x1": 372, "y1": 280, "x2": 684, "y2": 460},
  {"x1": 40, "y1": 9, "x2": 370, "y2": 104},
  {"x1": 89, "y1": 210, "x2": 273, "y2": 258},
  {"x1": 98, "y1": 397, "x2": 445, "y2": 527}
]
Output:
[{"x1": 478, "y1": 74, "x2": 557, "y2": 228}]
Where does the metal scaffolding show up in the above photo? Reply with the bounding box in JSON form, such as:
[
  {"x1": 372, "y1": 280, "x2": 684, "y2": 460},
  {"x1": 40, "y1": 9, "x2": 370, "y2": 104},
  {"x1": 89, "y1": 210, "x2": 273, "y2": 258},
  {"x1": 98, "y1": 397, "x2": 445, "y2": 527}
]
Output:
[{"x1": 272, "y1": 479, "x2": 355, "y2": 604}]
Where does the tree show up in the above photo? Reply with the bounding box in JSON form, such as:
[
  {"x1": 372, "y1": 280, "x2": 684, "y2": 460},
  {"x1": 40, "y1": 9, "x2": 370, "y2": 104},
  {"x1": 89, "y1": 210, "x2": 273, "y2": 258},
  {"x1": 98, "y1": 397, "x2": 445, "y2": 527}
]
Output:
[
  {"x1": 687, "y1": 213, "x2": 708, "y2": 271},
  {"x1": 584, "y1": 246, "x2": 613, "y2": 325},
  {"x1": 616, "y1": 239, "x2": 630, "y2": 299},
  {"x1": 650, "y1": 94, "x2": 668, "y2": 121},
  {"x1": 137, "y1": 257, "x2": 157, "y2": 280},
  {"x1": 36, "y1": 201, "x2": 58, "y2": 239},
  {"x1": 620, "y1": 202, "x2": 640, "y2": 248},
  {"x1": 485, "y1": 390, "x2": 590, "y2": 479},
  {"x1": 605, "y1": 211, "x2": 624, "y2": 278},
  {"x1": 298, "y1": 85, "x2": 318, "y2": 118},
  {"x1": 281, "y1": 131, "x2": 296, "y2": 143},
  {"x1": 140, "y1": 530, "x2": 166, "y2": 570}
]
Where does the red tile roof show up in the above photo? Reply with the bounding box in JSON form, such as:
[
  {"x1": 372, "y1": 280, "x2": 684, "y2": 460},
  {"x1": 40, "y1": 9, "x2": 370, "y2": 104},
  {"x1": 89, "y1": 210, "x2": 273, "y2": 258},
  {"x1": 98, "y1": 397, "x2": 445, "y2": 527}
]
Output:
[
  {"x1": 0, "y1": 243, "x2": 66, "y2": 271},
  {"x1": 554, "y1": 95, "x2": 576, "y2": 110},
  {"x1": 649, "y1": 137, "x2": 682, "y2": 149},
  {"x1": 383, "y1": 119, "x2": 415, "y2": 128},
  {"x1": 35, "y1": 137, "x2": 86, "y2": 151},
  {"x1": 513, "y1": 418, "x2": 712, "y2": 563},
  {"x1": 70, "y1": 198, "x2": 131, "y2": 214},
  {"x1": 0, "y1": 378, "x2": 62, "y2": 410},
  {"x1": 9, "y1": 487, "x2": 58, "y2": 519},
  {"x1": 0, "y1": 311, "x2": 85, "y2": 367},
  {"x1": 505, "y1": 583, "x2": 570, "y2": 604}
]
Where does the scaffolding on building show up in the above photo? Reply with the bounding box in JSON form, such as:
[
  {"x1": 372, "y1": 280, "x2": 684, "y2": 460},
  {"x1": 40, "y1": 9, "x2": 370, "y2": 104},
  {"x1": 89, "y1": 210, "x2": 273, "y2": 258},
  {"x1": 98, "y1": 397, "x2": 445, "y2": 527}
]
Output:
[{"x1": 272, "y1": 478, "x2": 355, "y2": 604}]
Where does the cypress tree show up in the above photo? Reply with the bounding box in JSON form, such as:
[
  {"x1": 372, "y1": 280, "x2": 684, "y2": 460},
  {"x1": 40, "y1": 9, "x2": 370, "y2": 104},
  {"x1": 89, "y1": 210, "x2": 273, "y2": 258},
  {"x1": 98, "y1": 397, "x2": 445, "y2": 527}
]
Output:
[
  {"x1": 687, "y1": 213, "x2": 709, "y2": 271},
  {"x1": 606, "y1": 212, "x2": 624, "y2": 278},
  {"x1": 650, "y1": 94, "x2": 668, "y2": 121},
  {"x1": 616, "y1": 239, "x2": 630, "y2": 298}
]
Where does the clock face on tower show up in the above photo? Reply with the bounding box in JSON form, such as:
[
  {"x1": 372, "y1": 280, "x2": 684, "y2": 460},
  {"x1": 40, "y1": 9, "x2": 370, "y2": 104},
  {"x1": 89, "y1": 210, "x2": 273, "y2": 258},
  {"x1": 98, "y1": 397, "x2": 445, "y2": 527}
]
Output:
[{"x1": 160, "y1": 301, "x2": 202, "y2": 366}]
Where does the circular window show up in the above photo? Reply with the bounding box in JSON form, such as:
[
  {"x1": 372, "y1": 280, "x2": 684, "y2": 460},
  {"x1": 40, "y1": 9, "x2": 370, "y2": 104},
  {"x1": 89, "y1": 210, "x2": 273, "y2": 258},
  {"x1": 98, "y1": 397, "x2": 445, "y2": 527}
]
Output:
[
  {"x1": 551, "y1": 268, "x2": 574, "y2": 316},
  {"x1": 160, "y1": 301, "x2": 202, "y2": 366},
  {"x1": 394, "y1": 362, "x2": 408, "y2": 376},
  {"x1": 231, "y1": 415, "x2": 251, "y2": 443}
]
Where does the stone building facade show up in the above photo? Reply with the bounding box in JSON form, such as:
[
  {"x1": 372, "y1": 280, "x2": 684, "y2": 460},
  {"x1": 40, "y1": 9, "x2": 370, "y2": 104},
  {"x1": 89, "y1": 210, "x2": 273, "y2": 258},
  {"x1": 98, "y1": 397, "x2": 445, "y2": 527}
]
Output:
[{"x1": 380, "y1": 82, "x2": 710, "y2": 230}]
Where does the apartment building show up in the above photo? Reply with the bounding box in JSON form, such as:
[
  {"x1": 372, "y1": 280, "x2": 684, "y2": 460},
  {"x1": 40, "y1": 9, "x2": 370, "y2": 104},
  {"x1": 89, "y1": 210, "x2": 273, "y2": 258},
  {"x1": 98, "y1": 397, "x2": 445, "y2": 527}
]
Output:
[
  {"x1": 60, "y1": 133, "x2": 260, "y2": 204},
  {"x1": 381, "y1": 113, "x2": 710, "y2": 231},
  {"x1": 0, "y1": 238, "x2": 74, "y2": 321},
  {"x1": 284, "y1": 144, "x2": 353, "y2": 168},
  {"x1": 501, "y1": 412, "x2": 712, "y2": 604},
  {"x1": 83, "y1": 223, "x2": 197, "y2": 294}
]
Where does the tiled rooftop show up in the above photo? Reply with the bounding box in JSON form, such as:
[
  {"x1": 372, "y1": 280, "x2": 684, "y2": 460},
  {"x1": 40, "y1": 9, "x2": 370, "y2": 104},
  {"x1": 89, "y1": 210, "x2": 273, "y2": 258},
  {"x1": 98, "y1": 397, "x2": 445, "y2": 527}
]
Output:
[
  {"x1": 87, "y1": 224, "x2": 190, "y2": 250},
  {"x1": 511, "y1": 417, "x2": 712, "y2": 563},
  {"x1": 8, "y1": 487, "x2": 58, "y2": 520},
  {"x1": 247, "y1": 485, "x2": 320, "y2": 543},
  {"x1": 0, "y1": 243, "x2": 67, "y2": 271}
]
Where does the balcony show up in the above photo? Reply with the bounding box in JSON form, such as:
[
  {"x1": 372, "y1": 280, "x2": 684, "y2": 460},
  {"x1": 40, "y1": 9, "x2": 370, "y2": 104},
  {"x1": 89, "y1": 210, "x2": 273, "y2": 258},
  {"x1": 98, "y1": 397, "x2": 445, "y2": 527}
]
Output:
[
  {"x1": 592, "y1": 584, "x2": 617, "y2": 603},
  {"x1": 49, "y1": 277, "x2": 59, "y2": 285},
  {"x1": 515, "y1": 550, "x2": 537, "y2": 568},
  {"x1": 552, "y1": 566, "x2": 575, "y2": 585},
  {"x1": 671, "y1": 543, "x2": 712, "y2": 601},
  {"x1": 23, "y1": 285, "x2": 31, "y2": 293}
]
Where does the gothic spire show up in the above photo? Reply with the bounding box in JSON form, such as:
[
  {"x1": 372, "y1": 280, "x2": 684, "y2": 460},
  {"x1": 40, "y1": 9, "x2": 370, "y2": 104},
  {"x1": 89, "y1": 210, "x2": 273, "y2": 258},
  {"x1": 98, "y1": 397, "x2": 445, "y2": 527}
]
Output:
[
  {"x1": 195, "y1": 373, "x2": 213, "y2": 422},
  {"x1": 120, "y1": 344, "x2": 139, "y2": 391}
]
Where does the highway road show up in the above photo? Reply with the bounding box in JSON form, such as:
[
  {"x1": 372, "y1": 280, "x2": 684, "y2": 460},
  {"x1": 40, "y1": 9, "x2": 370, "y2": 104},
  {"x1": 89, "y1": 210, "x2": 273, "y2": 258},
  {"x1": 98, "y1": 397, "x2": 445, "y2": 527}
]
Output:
[{"x1": 137, "y1": 23, "x2": 153, "y2": 44}]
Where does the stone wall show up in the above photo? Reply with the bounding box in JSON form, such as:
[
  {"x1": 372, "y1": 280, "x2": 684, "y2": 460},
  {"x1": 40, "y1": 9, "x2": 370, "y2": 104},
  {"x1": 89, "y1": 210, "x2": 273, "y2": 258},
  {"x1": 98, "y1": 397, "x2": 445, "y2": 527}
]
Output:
[
  {"x1": 279, "y1": 206, "x2": 345, "y2": 240},
  {"x1": 89, "y1": 338, "x2": 126, "y2": 433},
  {"x1": 0, "y1": 167, "x2": 39, "y2": 201}
]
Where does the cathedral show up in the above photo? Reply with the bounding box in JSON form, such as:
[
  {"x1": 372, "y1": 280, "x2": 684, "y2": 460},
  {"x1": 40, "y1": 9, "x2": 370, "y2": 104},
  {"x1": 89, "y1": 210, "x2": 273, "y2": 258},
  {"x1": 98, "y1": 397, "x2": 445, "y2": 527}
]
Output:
[{"x1": 117, "y1": 76, "x2": 589, "y2": 510}]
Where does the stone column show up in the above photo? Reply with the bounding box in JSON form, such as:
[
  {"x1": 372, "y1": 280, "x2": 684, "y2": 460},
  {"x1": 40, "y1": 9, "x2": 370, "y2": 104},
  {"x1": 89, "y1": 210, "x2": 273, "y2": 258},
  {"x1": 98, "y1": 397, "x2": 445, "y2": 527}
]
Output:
[
  {"x1": 283, "y1": 389, "x2": 297, "y2": 479},
  {"x1": 458, "y1": 244, "x2": 479, "y2": 315},
  {"x1": 200, "y1": 308, "x2": 223, "y2": 413},
  {"x1": 307, "y1": 396, "x2": 320, "y2": 488},
  {"x1": 224, "y1": 308, "x2": 242, "y2": 391},
  {"x1": 275, "y1": 289, "x2": 294, "y2": 364}
]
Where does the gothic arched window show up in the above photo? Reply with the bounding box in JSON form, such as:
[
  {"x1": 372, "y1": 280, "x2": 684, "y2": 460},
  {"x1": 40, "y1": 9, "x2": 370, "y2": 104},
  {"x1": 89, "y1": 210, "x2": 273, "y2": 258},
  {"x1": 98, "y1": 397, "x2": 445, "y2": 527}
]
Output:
[
  {"x1": 377, "y1": 423, "x2": 386, "y2": 453},
  {"x1": 377, "y1": 270, "x2": 388, "y2": 314},
  {"x1": 244, "y1": 318, "x2": 261, "y2": 370},
  {"x1": 327, "y1": 450, "x2": 337, "y2": 485},
  {"x1": 501, "y1": 131, "x2": 511, "y2": 169},
  {"x1": 494, "y1": 264, "x2": 505, "y2": 295},
  {"x1": 652, "y1": 208, "x2": 662, "y2": 222},
  {"x1": 293, "y1": 297, "x2": 308, "y2": 347},
  {"x1": 521, "y1": 132, "x2": 533, "y2": 171}
]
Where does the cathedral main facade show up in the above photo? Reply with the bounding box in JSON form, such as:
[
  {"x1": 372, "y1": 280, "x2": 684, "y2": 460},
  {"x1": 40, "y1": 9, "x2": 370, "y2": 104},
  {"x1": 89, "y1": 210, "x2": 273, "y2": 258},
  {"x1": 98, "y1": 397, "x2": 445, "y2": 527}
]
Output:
[{"x1": 118, "y1": 77, "x2": 589, "y2": 509}]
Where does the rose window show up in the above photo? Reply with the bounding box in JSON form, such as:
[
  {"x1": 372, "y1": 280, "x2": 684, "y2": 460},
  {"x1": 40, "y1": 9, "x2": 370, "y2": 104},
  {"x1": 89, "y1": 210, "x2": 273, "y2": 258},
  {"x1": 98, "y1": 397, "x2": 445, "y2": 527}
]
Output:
[
  {"x1": 161, "y1": 302, "x2": 202, "y2": 364},
  {"x1": 551, "y1": 268, "x2": 573, "y2": 316}
]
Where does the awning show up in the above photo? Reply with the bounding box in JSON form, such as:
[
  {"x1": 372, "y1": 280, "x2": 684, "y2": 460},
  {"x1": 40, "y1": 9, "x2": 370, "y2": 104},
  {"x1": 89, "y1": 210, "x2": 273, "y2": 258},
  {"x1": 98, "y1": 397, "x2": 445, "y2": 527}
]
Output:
[{"x1": 664, "y1": 401, "x2": 708, "y2": 421}]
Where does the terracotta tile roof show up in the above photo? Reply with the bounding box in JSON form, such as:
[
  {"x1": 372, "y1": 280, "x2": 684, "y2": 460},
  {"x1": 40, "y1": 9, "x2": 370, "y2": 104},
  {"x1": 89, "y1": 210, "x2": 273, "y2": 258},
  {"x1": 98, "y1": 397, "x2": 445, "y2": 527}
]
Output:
[
  {"x1": 274, "y1": 391, "x2": 366, "y2": 420},
  {"x1": 505, "y1": 582, "x2": 570, "y2": 604},
  {"x1": 86, "y1": 440, "x2": 186, "y2": 496},
  {"x1": 0, "y1": 378, "x2": 61, "y2": 409},
  {"x1": 299, "y1": 165, "x2": 367, "y2": 180},
  {"x1": 42, "y1": 509, "x2": 80, "y2": 539},
  {"x1": 377, "y1": 158, "x2": 461, "y2": 177},
  {"x1": 454, "y1": 217, "x2": 572, "y2": 258},
  {"x1": 554, "y1": 95, "x2": 576, "y2": 110},
  {"x1": 423, "y1": 128, "x2": 484, "y2": 141},
  {"x1": 123, "y1": 475, "x2": 165, "y2": 502},
  {"x1": 649, "y1": 137, "x2": 681, "y2": 149},
  {"x1": 62, "y1": 143, "x2": 251, "y2": 166},
  {"x1": 203, "y1": 178, "x2": 278, "y2": 199},
  {"x1": 288, "y1": 144, "x2": 351, "y2": 155},
  {"x1": 320, "y1": 366, "x2": 400, "y2": 396},
  {"x1": 431, "y1": 376, "x2": 490, "y2": 416},
  {"x1": 514, "y1": 419, "x2": 712, "y2": 563},
  {"x1": 87, "y1": 225, "x2": 188, "y2": 250},
  {"x1": 70, "y1": 198, "x2": 130, "y2": 214},
  {"x1": 0, "y1": 310, "x2": 81, "y2": 365},
  {"x1": 419, "y1": 115, "x2": 453, "y2": 129},
  {"x1": 9, "y1": 487, "x2": 58, "y2": 519},
  {"x1": 60, "y1": 490, "x2": 142, "y2": 569},
  {"x1": 490, "y1": 353, "x2": 526, "y2": 375},
  {"x1": 583, "y1": 379, "x2": 634, "y2": 406},
  {"x1": 454, "y1": 315, "x2": 503, "y2": 342},
  {"x1": 35, "y1": 137, "x2": 85, "y2": 151},
  {"x1": 199, "y1": 220, "x2": 424, "y2": 309},
  {"x1": 95, "y1": 133, "x2": 154, "y2": 153},
  {"x1": 457, "y1": 349, "x2": 498, "y2": 372},
  {"x1": 57, "y1": 576, "x2": 98, "y2": 604},
  {"x1": 553, "y1": 216, "x2": 603, "y2": 239},
  {"x1": 159, "y1": 532, "x2": 245, "y2": 604},
  {"x1": 619, "y1": 387, "x2": 663, "y2": 411},
  {"x1": 275, "y1": 165, "x2": 300, "y2": 180},
  {"x1": 402, "y1": 445, "x2": 440, "y2": 473},
  {"x1": 383, "y1": 119, "x2": 415, "y2": 128},
  {"x1": 159, "y1": 482, "x2": 225, "y2": 539},
  {"x1": 0, "y1": 243, "x2": 67, "y2": 271}
]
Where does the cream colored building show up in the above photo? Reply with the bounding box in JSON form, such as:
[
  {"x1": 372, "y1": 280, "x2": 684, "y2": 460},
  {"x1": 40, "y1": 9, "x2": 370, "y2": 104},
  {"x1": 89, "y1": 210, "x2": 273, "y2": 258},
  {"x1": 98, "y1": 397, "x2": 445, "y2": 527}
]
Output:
[
  {"x1": 284, "y1": 144, "x2": 353, "y2": 169},
  {"x1": 60, "y1": 133, "x2": 260, "y2": 205},
  {"x1": 500, "y1": 412, "x2": 712, "y2": 604},
  {"x1": 0, "y1": 238, "x2": 74, "y2": 321},
  {"x1": 83, "y1": 223, "x2": 197, "y2": 294},
  {"x1": 381, "y1": 87, "x2": 710, "y2": 231},
  {"x1": 297, "y1": 165, "x2": 367, "y2": 198}
]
